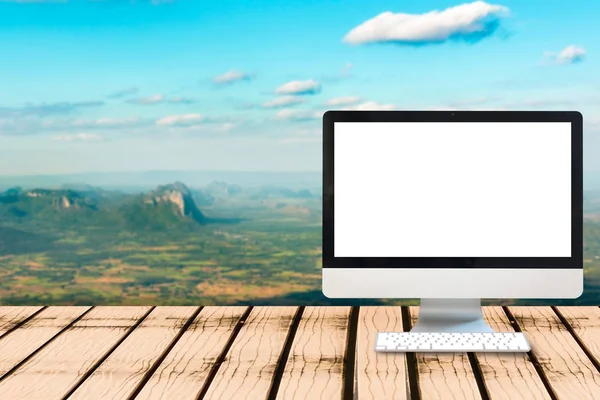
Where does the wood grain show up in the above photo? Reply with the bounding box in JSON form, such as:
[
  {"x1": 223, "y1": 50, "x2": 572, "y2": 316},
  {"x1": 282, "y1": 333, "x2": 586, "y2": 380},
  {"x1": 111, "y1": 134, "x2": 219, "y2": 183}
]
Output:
[
  {"x1": 0, "y1": 306, "x2": 597, "y2": 399},
  {"x1": 0, "y1": 307, "x2": 43, "y2": 337},
  {"x1": 409, "y1": 306, "x2": 481, "y2": 400},
  {"x1": 276, "y1": 306, "x2": 350, "y2": 400},
  {"x1": 68, "y1": 306, "x2": 199, "y2": 400},
  {"x1": 134, "y1": 306, "x2": 248, "y2": 400},
  {"x1": 0, "y1": 306, "x2": 90, "y2": 377},
  {"x1": 203, "y1": 306, "x2": 297, "y2": 400},
  {"x1": 477, "y1": 307, "x2": 551, "y2": 400},
  {"x1": 555, "y1": 306, "x2": 600, "y2": 364},
  {"x1": 355, "y1": 306, "x2": 407, "y2": 400},
  {"x1": 0, "y1": 306, "x2": 150, "y2": 400},
  {"x1": 508, "y1": 306, "x2": 600, "y2": 400}
]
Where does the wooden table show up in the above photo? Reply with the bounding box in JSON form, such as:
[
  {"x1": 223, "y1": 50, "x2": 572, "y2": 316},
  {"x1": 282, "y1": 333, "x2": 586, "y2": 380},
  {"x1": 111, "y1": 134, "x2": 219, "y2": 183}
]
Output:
[{"x1": 0, "y1": 306, "x2": 599, "y2": 399}]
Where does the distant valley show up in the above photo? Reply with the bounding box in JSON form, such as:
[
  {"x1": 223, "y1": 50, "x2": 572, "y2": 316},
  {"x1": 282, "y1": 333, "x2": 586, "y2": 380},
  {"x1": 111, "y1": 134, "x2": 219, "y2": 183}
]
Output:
[
  {"x1": 0, "y1": 178, "x2": 333, "y2": 306},
  {"x1": 0, "y1": 171, "x2": 600, "y2": 306}
]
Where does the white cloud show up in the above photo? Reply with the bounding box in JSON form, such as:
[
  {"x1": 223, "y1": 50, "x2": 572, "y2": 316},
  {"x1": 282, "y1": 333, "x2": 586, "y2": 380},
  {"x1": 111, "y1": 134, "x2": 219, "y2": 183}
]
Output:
[
  {"x1": 213, "y1": 70, "x2": 253, "y2": 84},
  {"x1": 276, "y1": 109, "x2": 322, "y2": 121},
  {"x1": 71, "y1": 117, "x2": 141, "y2": 128},
  {"x1": 126, "y1": 94, "x2": 165, "y2": 105},
  {"x1": 275, "y1": 79, "x2": 321, "y2": 95},
  {"x1": 52, "y1": 133, "x2": 104, "y2": 142},
  {"x1": 277, "y1": 101, "x2": 395, "y2": 121},
  {"x1": 343, "y1": 101, "x2": 396, "y2": 110},
  {"x1": 94, "y1": 117, "x2": 140, "y2": 126},
  {"x1": 326, "y1": 96, "x2": 361, "y2": 106},
  {"x1": 156, "y1": 113, "x2": 204, "y2": 126},
  {"x1": 544, "y1": 45, "x2": 586, "y2": 65},
  {"x1": 263, "y1": 96, "x2": 304, "y2": 108},
  {"x1": 343, "y1": 1, "x2": 509, "y2": 46}
]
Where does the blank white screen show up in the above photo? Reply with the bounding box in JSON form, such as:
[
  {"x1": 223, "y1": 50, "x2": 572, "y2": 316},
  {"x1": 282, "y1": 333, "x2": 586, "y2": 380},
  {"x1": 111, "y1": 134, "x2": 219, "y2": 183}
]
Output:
[{"x1": 334, "y1": 122, "x2": 572, "y2": 258}]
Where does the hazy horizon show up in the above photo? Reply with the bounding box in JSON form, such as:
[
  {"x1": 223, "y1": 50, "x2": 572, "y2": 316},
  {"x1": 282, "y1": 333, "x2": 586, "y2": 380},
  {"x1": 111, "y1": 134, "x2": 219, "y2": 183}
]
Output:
[{"x1": 0, "y1": 169, "x2": 322, "y2": 177}]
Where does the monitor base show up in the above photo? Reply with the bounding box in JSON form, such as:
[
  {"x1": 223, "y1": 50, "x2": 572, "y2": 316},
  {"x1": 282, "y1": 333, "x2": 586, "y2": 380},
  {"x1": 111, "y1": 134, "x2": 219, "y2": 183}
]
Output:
[{"x1": 410, "y1": 298, "x2": 494, "y2": 333}]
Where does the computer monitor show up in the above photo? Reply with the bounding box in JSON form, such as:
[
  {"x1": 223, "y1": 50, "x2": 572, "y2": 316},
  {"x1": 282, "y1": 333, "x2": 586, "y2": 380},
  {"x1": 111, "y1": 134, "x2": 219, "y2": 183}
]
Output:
[{"x1": 322, "y1": 111, "x2": 583, "y2": 333}]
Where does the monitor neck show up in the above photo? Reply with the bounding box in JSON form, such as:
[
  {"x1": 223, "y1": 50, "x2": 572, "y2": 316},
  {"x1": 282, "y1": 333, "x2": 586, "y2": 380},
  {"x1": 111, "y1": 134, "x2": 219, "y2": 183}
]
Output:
[{"x1": 410, "y1": 298, "x2": 495, "y2": 333}]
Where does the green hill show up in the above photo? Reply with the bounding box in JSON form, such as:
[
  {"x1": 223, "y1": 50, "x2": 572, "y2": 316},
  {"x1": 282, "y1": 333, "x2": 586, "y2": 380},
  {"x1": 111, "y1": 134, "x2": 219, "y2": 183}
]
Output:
[
  {"x1": 0, "y1": 181, "x2": 218, "y2": 233},
  {"x1": 119, "y1": 182, "x2": 207, "y2": 231}
]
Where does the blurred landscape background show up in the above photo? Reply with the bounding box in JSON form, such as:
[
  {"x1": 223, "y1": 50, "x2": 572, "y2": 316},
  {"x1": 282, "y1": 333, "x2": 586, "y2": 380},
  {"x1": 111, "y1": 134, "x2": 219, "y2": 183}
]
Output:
[
  {"x1": 1, "y1": 170, "x2": 600, "y2": 306},
  {"x1": 0, "y1": 0, "x2": 599, "y2": 305}
]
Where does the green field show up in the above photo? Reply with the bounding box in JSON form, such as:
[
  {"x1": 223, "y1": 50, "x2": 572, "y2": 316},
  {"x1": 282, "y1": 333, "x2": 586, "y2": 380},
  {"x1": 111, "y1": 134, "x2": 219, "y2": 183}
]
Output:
[
  {"x1": 1, "y1": 181, "x2": 600, "y2": 306},
  {"x1": 0, "y1": 186, "x2": 332, "y2": 305}
]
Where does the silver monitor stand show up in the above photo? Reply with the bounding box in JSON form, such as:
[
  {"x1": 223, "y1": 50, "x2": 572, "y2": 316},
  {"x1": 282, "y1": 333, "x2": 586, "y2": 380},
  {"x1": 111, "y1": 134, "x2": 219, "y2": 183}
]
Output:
[{"x1": 410, "y1": 298, "x2": 494, "y2": 333}]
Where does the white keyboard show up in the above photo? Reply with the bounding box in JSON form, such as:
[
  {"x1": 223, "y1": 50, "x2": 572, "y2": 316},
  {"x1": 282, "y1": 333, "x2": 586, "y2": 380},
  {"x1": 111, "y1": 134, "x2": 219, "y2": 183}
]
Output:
[{"x1": 375, "y1": 332, "x2": 530, "y2": 352}]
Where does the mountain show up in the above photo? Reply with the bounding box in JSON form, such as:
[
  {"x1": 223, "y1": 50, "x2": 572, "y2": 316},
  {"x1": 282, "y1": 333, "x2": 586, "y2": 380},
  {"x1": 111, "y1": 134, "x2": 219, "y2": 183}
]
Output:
[
  {"x1": 202, "y1": 181, "x2": 317, "y2": 202},
  {"x1": 206, "y1": 181, "x2": 243, "y2": 198},
  {"x1": 0, "y1": 179, "x2": 322, "y2": 232},
  {"x1": 0, "y1": 182, "x2": 218, "y2": 231},
  {"x1": 190, "y1": 189, "x2": 215, "y2": 207},
  {"x1": 0, "y1": 187, "x2": 100, "y2": 219},
  {"x1": 25, "y1": 189, "x2": 99, "y2": 210},
  {"x1": 247, "y1": 185, "x2": 315, "y2": 199},
  {"x1": 144, "y1": 181, "x2": 206, "y2": 223},
  {"x1": 109, "y1": 182, "x2": 211, "y2": 231}
]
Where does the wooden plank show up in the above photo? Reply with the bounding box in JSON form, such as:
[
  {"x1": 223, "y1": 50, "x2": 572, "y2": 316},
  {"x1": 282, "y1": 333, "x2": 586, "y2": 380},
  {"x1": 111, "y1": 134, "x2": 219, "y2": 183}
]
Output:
[
  {"x1": 508, "y1": 306, "x2": 600, "y2": 400},
  {"x1": 69, "y1": 306, "x2": 198, "y2": 400},
  {"x1": 134, "y1": 306, "x2": 248, "y2": 400},
  {"x1": 409, "y1": 306, "x2": 481, "y2": 400},
  {"x1": 0, "y1": 306, "x2": 150, "y2": 400},
  {"x1": 0, "y1": 306, "x2": 90, "y2": 377},
  {"x1": 276, "y1": 306, "x2": 350, "y2": 400},
  {"x1": 355, "y1": 306, "x2": 407, "y2": 400},
  {"x1": 555, "y1": 306, "x2": 600, "y2": 364},
  {"x1": 202, "y1": 306, "x2": 297, "y2": 399},
  {"x1": 478, "y1": 307, "x2": 551, "y2": 400},
  {"x1": 0, "y1": 307, "x2": 43, "y2": 336}
]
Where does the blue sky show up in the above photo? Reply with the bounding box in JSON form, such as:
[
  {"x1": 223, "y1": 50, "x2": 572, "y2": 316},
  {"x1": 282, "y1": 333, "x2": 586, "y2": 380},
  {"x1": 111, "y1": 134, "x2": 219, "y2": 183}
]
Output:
[{"x1": 0, "y1": 0, "x2": 598, "y2": 175}]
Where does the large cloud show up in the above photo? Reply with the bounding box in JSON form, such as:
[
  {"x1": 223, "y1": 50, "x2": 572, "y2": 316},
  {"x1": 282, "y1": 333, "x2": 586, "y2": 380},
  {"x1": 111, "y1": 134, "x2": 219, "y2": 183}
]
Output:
[
  {"x1": 275, "y1": 80, "x2": 321, "y2": 95},
  {"x1": 343, "y1": 1, "x2": 509, "y2": 46}
]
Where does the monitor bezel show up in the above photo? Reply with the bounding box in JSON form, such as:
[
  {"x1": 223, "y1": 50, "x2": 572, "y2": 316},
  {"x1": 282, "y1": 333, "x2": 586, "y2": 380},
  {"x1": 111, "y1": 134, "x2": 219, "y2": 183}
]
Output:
[{"x1": 322, "y1": 110, "x2": 583, "y2": 269}]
